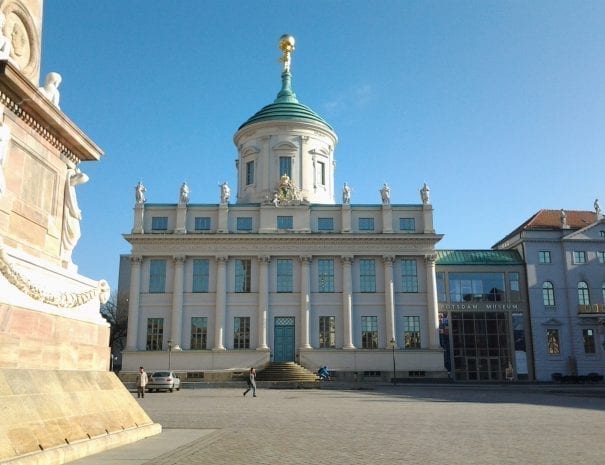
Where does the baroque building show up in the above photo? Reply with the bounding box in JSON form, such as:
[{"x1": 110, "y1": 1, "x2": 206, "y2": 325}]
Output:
[
  {"x1": 493, "y1": 208, "x2": 605, "y2": 382},
  {"x1": 121, "y1": 36, "x2": 447, "y2": 381}
]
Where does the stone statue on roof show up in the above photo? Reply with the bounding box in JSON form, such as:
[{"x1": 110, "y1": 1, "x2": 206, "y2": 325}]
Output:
[
  {"x1": 594, "y1": 198, "x2": 601, "y2": 217},
  {"x1": 420, "y1": 183, "x2": 430, "y2": 205},
  {"x1": 380, "y1": 183, "x2": 390, "y2": 205},
  {"x1": 179, "y1": 182, "x2": 190, "y2": 205},
  {"x1": 278, "y1": 34, "x2": 295, "y2": 73},
  {"x1": 38, "y1": 72, "x2": 62, "y2": 109},
  {"x1": 135, "y1": 181, "x2": 146, "y2": 205},
  {"x1": 560, "y1": 209, "x2": 567, "y2": 227},
  {"x1": 342, "y1": 182, "x2": 351, "y2": 204},
  {"x1": 220, "y1": 181, "x2": 230, "y2": 204}
]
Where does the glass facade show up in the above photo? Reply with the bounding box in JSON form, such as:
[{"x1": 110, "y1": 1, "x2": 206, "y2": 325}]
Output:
[{"x1": 448, "y1": 272, "x2": 504, "y2": 302}]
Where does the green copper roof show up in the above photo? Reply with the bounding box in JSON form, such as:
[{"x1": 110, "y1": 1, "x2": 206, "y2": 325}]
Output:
[
  {"x1": 238, "y1": 71, "x2": 333, "y2": 131},
  {"x1": 436, "y1": 250, "x2": 523, "y2": 266}
]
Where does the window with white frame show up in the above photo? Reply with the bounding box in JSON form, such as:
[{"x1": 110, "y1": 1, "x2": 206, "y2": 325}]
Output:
[
  {"x1": 401, "y1": 259, "x2": 418, "y2": 293},
  {"x1": 319, "y1": 316, "x2": 336, "y2": 348},
  {"x1": 361, "y1": 316, "x2": 378, "y2": 349},
  {"x1": 146, "y1": 318, "x2": 163, "y2": 350},
  {"x1": 235, "y1": 259, "x2": 251, "y2": 293},
  {"x1": 277, "y1": 215, "x2": 293, "y2": 229},
  {"x1": 577, "y1": 281, "x2": 590, "y2": 305},
  {"x1": 403, "y1": 316, "x2": 421, "y2": 349},
  {"x1": 194, "y1": 217, "x2": 211, "y2": 231},
  {"x1": 276, "y1": 259, "x2": 293, "y2": 293},
  {"x1": 151, "y1": 216, "x2": 168, "y2": 231},
  {"x1": 233, "y1": 317, "x2": 250, "y2": 349},
  {"x1": 573, "y1": 251, "x2": 586, "y2": 264},
  {"x1": 190, "y1": 317, "x2": 208, "y2": 350},
  {"x1": 149, "y1": 259, "x2": 167, "y2": 293},
  {"x1": 509, "y1": 272, "x2": 520, "y2": 302},
  {"x1": 583, "y1": 329, "x2": 596, "y2": 354},
  {"x1": 542, "y1": 281, "x2": 555, "y2": 306},
  {"x1": 359, "y1": 259, "x2": 376, "y2": 293},
  {"x1": 601, "y1": 231, "x2": 605, "y2": 238},
  {"x1": 246, "y1": 160, "x2": 255, "y2": 185},
  {"x1": 358, "y1": 217, "x2": 375, "y2": 231},
  {"x1": 318, "y1": 161, "x2": 326, "y2": 185},
  {"x1": 318, "y1": 259, "x2": 335, "y2": 293},
  {"x1": 538, "y1": 251, "x2": 551, "y2": 264},
  {"x1": 236, "y1": 217, "x2": 253, "y2": 231},
  {"x1": 399, "y1": 218, "x2": 415, "y2": 232},
  {"x1": 318, "y1": 217, "x2": 334, "y2": 231},
  {"x1": 192, "y1": 259, "x2": 209, "y2": 293},
  {"x1": 597, "y1": 251, "x2": 605, "y2": 264},
  {"x1": 546, "y1": 328, "x2": 560, "y2": 355}
]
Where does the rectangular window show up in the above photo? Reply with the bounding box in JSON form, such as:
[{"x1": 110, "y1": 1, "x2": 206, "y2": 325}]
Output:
[
  {"x1": 538, "y1": 251, "x2": 551, "y2": 264},
  {"x1": 236, "y1": 217, "x2": 253, "y2": 231},
  {"x1": 448, "y1": 272, "x2": 505, "y2": 302},
  {"x1": 583, "y1": 329, "x2": 596, "y2": 354},
  {"x1": 194, "y1": 217, "x2": 211, "y2": 231},
  {"x1": 234, "y1": 317, "x2": 250, "y2": 349},
  {"x1": 279, "y1": 156, "x2": 292, "y2": 178},
  {"x1": 318, "y1": 217, "x2": 334, "y2": 231},
  {"x1": 146, "y1": 318, "x2": 163, "y2": 351},
  {"x1": 192, "y1": 259, "x2": 209, "y2": 293},
  {"x1": 235, "y1": 259, "x2": 251, "y2": 293},
  {"x1": 277, "y1": 215, "x2": 293, "y2": 229},
  {"x1": 597, "y1": 251, "x2": 605, "y2": 264},
  {"x1": 403, "y1": 316, "x2": 421, "y2": 349},
  {"x1": 319, "y1": 316, "x2": 336, "y2": 349},
  {"x1": 399, "y1": 218, "x2": 416, "y2": 232},
  {"x1": 601, "y1": 231, "x2": 605, "y2": 238},
  {"x1": 149, "y1": 259, "x2": 166, "y2": 293},
  {"x1": 509, "y1": 272, "x2": 520, "y2": 302},
  {"x1": 318, "y1": 161, "x2": 326, "y2": 185},
  {"x1": 190, "y1": 317, "x2": 208, "y2": 350},
  {"x1": 359, "y1": 217, "x2": 375, "y2": 231},
  {"x1": 573, "y1": 251, "x2": 586, "y2": 264},
  {"x1": 361, "y1": 316, "x2": 378, "y2": 349},
  {"x1": 246, "y1": 160, "x2": 255, "y2": 185},
  {"x1": 151, "y1": 216, "x2": 168, "y2": 231},
  {"x1": 401, "y1": 259, "x2": 418, "y2": 293},
  {"x1": 436, "y1": 272, "x2": 446, "y2": 302},
  {"x1": 547, "y1": 328, "x2": 560, "y2": 355},
  {"x1": 276, "y1": 259, "x2": 293, "y2": 293},
  {"x1": 318, "y1": 258, "x2": 335, "y2": 293},
  {"x1": 359, "y1": 259, "x2": 376, "y2": 293}
]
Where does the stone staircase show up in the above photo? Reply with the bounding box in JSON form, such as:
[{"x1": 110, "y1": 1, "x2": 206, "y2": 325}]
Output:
[{"x1": 256, "y1": 362, "x2": 319, "y2": 388}]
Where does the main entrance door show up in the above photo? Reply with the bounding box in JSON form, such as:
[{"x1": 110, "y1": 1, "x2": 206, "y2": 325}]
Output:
[{"x1": 274, "y1": 317, "x2": 295, "y2": 362}]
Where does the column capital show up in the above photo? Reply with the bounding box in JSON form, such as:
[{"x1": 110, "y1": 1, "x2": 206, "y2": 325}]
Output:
[
  {"x1": 298, "y1": 255, "x2": 312, "y2": 264},
  {"x1": 173, "y1": 255, "x2": 186, "y2": 263},
  {"x1": 216, "y1": 256, "x2": 229, "y2": 263},
  {"x1": 382, "y1": 255, "x2": 396, "y2": 264},
  {"x1": 341, "y1": 255, "x2": 354, "y2": 265},
  {"x1": 130, "y1": 255, "x2": 143, "y2": 264},
  {"x1": 424, "y1": 253, "x2": 437, "y2": 264},
  {"x1": 257, "y1": 256, "x2": 271, "y2": 264}
]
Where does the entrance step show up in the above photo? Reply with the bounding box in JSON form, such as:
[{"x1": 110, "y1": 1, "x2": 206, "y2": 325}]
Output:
[{"x1": 256, "y1": 362, "x2": 318, "y2": 382}]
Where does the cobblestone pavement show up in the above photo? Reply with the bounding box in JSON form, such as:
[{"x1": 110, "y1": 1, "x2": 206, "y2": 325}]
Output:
[{"x1": 75, "y1": 384, "x2": 605, "y2": 465}]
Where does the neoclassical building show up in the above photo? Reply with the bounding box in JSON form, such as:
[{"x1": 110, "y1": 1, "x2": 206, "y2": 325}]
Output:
[{"x1": 120, "y1": 36, "x2": 447, "y2": 381}]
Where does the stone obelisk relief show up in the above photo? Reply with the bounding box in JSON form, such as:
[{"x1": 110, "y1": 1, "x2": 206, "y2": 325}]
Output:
[{"x1": 0, "y1": 1, "x2": 160, "y2": 464}]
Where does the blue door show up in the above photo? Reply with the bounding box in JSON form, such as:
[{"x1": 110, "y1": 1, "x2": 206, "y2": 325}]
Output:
[{"x1": 274, "y1": 317, "x2": 295, "y2": 362}]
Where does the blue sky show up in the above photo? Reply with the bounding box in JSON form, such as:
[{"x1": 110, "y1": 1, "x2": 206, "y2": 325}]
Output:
[{"x1": 40, "y1": 1, "x2": 605, "y2": 290}]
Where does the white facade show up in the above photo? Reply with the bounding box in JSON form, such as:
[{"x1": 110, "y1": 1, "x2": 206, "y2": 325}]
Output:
[{"x1": 494, "y1": 210, "x2": 605, "y2": 381}]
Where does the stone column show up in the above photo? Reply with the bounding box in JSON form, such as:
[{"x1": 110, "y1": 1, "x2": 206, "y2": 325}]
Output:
[
  {"x1": 126, "y1": 255, "x2": 142, "y2": 350},
  {"x1": 341, "y1": 255, "x2": 355, "y2": 349},
  {"x1": 383, "y1": 255, "x2": 397, "y2": 348},
  {"x1": 299, "y1": 256, "x2": 312, "y2": 349},
  {"x1": 213, "y1": 256, "x2": 228, "y2": 350},
  {"x1": 425, "y1": 254, "x2": 440, "y2": 348},
  {"x1": 170, "y1": 256, "x2": 185, "y2": 350},
  {"x1": 257, "y1": 256, "x2": 270, "y2": 350}
]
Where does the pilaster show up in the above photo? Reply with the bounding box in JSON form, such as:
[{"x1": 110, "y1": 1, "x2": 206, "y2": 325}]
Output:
[
  {"x1": 381, "y1": 204, "x2": 393, "y2": 233},
  {"x1": 125, "y1": 256, "x2": 142, "y2": 350}
]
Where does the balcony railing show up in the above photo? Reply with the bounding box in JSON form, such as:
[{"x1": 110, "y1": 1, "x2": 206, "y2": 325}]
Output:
[{"x1": 578, "y1": 304, "x2": 605, "y2": 315}]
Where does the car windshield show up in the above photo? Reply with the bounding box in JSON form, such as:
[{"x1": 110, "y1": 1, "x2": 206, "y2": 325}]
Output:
[{"x1": 152, "y1": 372, "x2": 171, "y2": 378}]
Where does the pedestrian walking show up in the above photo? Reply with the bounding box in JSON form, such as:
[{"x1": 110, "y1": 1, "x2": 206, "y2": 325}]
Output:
[
  {"x1": 136, "y1": 366, "x2": 148, "y2": 398},
  {"x1": 243, "y1": 367, "x2": 257, "y2": 397}
]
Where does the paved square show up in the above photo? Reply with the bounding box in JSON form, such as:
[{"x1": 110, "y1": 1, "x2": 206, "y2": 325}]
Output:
[{"x1": 74, "y1": 385, "x2": 605, "y2": 465}]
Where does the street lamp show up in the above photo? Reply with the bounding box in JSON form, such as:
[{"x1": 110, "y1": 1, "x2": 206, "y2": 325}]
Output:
[
  {"x1": 390, "y1": 338, "x2": 397, "y2": 385},
  {"x1": 168, "y1": 340, "x2": 173, "y2": 370}
]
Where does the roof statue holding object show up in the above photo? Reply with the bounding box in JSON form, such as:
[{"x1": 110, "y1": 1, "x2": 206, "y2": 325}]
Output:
[{"x1": 278, "y1": 34, "x2": 295, "y2": 73}]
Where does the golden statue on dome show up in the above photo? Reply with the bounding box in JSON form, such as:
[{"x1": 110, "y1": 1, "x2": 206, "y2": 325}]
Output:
[{"x1": 278, "y1": 34, "x2": 295, "y2": 73}]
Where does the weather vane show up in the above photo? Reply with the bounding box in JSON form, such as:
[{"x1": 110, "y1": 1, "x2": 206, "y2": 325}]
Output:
[{"x1": 278, "y1": 34, "x2": 295, "y2": 73}]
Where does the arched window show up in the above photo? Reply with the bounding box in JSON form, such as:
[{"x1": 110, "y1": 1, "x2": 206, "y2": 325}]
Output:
[
  {"x1": 542, "y1": 281, "x2": 555, "y2": 306},
  {"x1": 577, "y1": 281, "x2": 590, "y2": 305}
]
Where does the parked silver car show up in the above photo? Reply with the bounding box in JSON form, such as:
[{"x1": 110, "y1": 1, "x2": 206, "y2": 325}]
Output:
[{"x1": 146, "y1": 371, "x2": 181, "y2": 392}]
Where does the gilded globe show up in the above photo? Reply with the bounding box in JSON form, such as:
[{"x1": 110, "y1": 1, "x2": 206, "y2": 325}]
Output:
[{"x1": 279, "y1": 34, "x2": 295, "y2": 52}]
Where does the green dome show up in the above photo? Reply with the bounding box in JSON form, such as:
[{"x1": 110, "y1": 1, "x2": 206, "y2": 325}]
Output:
[{"x1": 238, "y1": 72, "x2": 333, "y2": 131}]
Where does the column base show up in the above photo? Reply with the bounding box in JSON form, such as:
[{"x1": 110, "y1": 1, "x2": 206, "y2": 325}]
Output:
[
  {"x1": 299, "y1": 344, "x2": 312, "y2": 350},
  {"x1": 342, "y1": 344, "x2": 356, "y2": 350},
  {"x1": 212, "y1": 346, "x2": 226, "y2": 351},
  {"x1": 256, "y1": 346, "x2": 270, "y2": 351}
]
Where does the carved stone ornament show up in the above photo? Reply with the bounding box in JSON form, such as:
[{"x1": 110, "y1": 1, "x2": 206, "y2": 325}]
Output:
[
  {"x1": 1, "y1": 0, "x2": 41, "y2": 81},
  {"x1": 0, "y1": 240, "x2": 110, "y2": 307}
]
